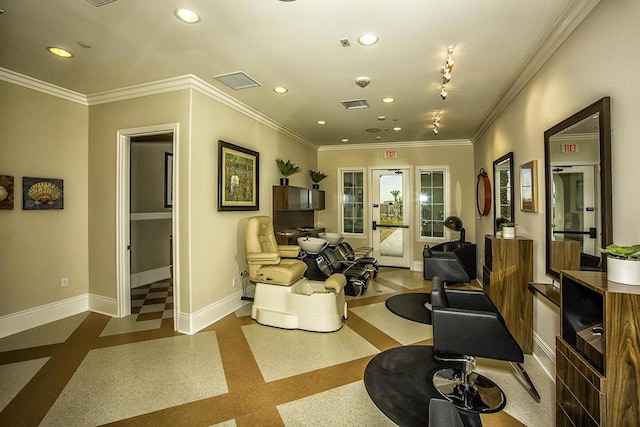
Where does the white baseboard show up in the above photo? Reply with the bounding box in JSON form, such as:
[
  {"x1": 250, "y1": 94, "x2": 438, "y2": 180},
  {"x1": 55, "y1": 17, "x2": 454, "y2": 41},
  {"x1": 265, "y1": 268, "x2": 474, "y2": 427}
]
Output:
[
  {"x1": 88, "y1": 293, "x2": 118, "y2": 317},
  {"x1": 532, "y1": 331, "x2": 556, "y2": 381},
  {"x1": 176, "y1": 288, "x2": 253, "y2": 335},
  {"x1": 0, "y1": 295, "x2": 89, "y2": 339},
  {"x1": 412, "y1": 260, "x2": 423, "y2": 272},
  {"x1": 130, "y1": 266, "x2": 171, "y2": 288}
]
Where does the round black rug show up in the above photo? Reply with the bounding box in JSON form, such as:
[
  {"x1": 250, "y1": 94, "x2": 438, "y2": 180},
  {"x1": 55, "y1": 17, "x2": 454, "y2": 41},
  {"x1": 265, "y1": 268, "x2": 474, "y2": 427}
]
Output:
[
  {"x1": 364, "y1": 345, "x2": 482, "y2": 427},
  {"x1": 385, "y1": 293, "x2": 432, "y2": 324}
]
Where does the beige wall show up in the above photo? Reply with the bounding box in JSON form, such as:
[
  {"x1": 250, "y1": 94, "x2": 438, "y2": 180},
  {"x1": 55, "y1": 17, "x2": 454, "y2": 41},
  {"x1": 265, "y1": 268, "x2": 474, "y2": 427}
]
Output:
[
  {"x1": 188, "y1": 91, "x2": 317, "y2": 312},
  {"x1": 317, "y1": 143, "x2": 475, "y2": 267},
  {"x1": 473, "y1": 0, "x2": 640, "y2": 367},
  {"x1": 88, "y1": 91, "x2": 190, "y2": 305},
  {"x1": 0, "y1": 82, "x2": 89, "y2": 316}
]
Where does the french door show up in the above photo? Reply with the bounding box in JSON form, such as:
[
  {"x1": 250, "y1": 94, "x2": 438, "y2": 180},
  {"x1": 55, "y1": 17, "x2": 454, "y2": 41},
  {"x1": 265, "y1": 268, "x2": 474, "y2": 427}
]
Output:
[{"x1": 371, "y1": 168, "x2": 412, "y2": 267}]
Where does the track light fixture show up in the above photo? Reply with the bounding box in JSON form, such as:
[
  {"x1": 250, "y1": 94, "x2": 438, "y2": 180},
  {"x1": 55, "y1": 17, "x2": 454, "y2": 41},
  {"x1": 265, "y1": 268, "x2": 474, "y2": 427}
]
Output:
[
  {"x1": 440, "y1": 46, "x2": 454, "y2": 100},
  {"x1": 432, "y1": 109, "x2": 442, "y2": 135}
]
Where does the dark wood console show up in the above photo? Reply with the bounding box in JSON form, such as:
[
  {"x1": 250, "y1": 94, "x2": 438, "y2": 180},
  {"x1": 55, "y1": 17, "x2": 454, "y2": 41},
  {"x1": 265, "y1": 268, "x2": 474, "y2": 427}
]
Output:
[
  {"x1": 272, "y1": 186, "x2": 325, "y2": 245},
  {"x1": 556, "y1": 270, "x2": 640, "y2": 426},
  {"x1": 483, "y1": 235, "x2": 533, "y2": 353}
]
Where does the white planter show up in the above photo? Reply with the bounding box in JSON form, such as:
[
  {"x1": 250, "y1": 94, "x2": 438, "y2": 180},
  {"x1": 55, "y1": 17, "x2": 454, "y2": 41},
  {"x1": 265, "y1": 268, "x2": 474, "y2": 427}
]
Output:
[
  {"x1": 607, "y1": 257, "x2": 640, "y2": 285},
  {"x1": 502, "y1": 226, "x2": 516, "y2": 238}
]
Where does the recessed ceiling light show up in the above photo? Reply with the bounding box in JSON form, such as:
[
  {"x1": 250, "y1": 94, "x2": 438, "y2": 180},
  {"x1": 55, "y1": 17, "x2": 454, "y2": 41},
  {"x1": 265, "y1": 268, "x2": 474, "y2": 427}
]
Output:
[
  {"x1": 358, "y1": 33, "x2": 379, "y2": 46},
  {"x1": 382, "y1": 97, "x2": 395, "y2": 104},
  {"x1": 393, "y1": 127, "x2": 402, "y2": 131},
  {"x1": 273, "y1": 86, "x2": 288, "y2": 94},
  {"x1": 378, "y1": 116, "x2": 386, "y2": 121},
  {"x1": 77, "y1": 41, "x2": 92, "y2": 49},
  {"x1": 341, "y1": 138, "x2": 349, "y2": 143},
  {"x1": 175, "y1": 8, "x2": 200, "y2": 23},
  {"x1": 317, "y1": 120, "x2": 327, "y2": 125},
  {"x1": 47, "y1": 47, "x2": 73, "y2": 58}
]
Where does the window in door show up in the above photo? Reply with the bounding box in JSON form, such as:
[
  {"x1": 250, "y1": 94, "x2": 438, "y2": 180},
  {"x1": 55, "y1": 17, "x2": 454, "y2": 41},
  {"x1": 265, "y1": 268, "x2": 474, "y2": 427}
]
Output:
[
  {"x1": 341, "y1": 169, "x2": 364, "y2": 235},
  {"x1": 418, "y1": 168, "x2": 447, "y2": 240}
]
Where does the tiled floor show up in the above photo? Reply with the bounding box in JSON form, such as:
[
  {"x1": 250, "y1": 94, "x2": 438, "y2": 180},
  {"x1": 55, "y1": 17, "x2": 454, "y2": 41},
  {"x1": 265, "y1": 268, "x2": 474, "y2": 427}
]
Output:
[
  {"x1": 0, "y1": 268, "x2": 554, "y2": 426},
  {"x1": 131, "y1": 279, "x2": 174, "y2": 322}
]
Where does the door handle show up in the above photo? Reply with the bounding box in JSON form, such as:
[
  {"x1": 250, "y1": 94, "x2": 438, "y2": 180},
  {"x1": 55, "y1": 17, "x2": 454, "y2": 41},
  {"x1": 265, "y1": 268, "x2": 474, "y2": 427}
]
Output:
[{"x1": 372, "y1": 221, "x2": 377, "y2": 230}]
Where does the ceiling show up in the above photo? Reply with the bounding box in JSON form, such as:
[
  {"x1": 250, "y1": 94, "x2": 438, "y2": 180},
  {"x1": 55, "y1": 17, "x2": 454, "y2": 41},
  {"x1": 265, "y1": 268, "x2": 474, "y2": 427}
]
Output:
[{"x1": 0, "y1": 0, "x2": 594, "y2": 147}]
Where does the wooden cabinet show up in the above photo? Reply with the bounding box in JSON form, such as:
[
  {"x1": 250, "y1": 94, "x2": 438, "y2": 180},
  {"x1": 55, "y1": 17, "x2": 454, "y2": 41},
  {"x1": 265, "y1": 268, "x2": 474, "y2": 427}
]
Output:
[
  {"x1": 273, "y1": 186, "x2": 325, "y2": 211},
  {"x1": 557, "y1": 271, "x2": 640, "y2": 426},
  {"x1": 483, "y1": 235, "x2": 533, "y2": 353}
]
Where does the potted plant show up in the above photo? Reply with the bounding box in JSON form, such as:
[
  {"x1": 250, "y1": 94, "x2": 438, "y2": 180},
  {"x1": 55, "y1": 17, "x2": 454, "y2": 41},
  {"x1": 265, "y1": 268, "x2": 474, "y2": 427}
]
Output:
[
  {"x1": 275, "y1": 158, "x2": 300, "y2": 185},
  {"x1": 598, "y1": 244, "x2": 640, "y2": 285},
  {"x1": 309, "y1": 170, "x2": 327, "y2": 189},
  {"x1": 501, "y1": 221, "x2": 517, "y2": 238}
]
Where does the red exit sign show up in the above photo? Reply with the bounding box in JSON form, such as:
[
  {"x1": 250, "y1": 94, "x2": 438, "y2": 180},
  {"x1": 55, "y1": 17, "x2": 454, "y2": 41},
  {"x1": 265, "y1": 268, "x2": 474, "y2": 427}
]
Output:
[
  {"x1": 561, "y1": 144, "x2": 579, "y2": 153},
  {"x1": 384, "y1": 150, "x2": 397, "y2": 159}
]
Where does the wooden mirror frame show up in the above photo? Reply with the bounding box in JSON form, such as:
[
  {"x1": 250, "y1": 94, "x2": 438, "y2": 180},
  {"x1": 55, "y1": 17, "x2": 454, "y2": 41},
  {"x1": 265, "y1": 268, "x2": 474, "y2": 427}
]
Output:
[
  {"x1": 493, "y1": 152, "x2": 515, "y2": 234},
  {"x1": 544, "y1": 97, "x2": 612, "y2": 280}
]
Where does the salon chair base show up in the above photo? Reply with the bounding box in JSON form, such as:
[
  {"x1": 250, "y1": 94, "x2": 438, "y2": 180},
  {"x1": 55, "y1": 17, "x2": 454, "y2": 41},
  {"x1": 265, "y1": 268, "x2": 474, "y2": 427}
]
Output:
[
  {"x1": 433, "y1": 367, "x2": 506, "y2": 413},
  {"x1": 251, "y1": 278, "x2": 347, "y2": 332}
]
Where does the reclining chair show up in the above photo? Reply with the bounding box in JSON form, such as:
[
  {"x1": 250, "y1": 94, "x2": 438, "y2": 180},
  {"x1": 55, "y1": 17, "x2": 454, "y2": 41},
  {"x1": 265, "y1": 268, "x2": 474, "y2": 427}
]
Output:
[
  {"x1": 430, "y1": 277, "x2": 539, "y2": 413},
  {"x1": 245, "y1": 216, "x2": 348, "y2": 332},
  {"x1": 318, "y1": 247, "x2": 370, "y2": 296},
  {"x1": 336, "y1": 241, "x2": 379, "y2": 279}
]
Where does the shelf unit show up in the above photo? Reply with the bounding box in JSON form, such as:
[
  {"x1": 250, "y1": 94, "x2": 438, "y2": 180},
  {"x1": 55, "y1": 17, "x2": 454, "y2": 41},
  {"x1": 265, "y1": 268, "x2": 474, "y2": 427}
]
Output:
[
  {"x1": 556, "y1": 271, "x2": 640, "y2": 426},
  {"x1": 483, "y1": 235, "x2": 533, "y2": 353}
]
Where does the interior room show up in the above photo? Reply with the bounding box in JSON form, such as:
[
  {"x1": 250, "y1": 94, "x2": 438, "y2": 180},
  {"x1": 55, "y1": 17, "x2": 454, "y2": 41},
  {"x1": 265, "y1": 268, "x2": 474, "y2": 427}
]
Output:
[{"x1": 1, "y1": 0, "x2": 639, "y2": 426}]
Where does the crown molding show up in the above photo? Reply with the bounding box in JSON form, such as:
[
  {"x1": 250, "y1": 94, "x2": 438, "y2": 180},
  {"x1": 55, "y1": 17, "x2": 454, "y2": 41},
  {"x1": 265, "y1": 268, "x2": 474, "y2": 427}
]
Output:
[
  {"x1": 0, "y1": 67, "x2": 88, "y2": 105},
  {"x1": 318, "y1": 139, "x2": 472, "y2": 152},
  {"x1": 473, "y1": 0, "x2": 601, "y2": 142}
]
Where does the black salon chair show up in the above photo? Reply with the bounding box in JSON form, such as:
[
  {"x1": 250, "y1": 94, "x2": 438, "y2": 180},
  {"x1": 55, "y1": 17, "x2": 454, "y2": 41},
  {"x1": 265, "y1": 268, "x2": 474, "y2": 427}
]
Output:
[
  {"x1": 429, "y1": 398, "x2": 472, "y2": 427},
  {"x1": 423, "y1": 216, "x2": 476, "y2": 283},
  {"x1": 318, "y1": 247, "x2": 370, "y2": 296},
  {"x1": 430, "y1": 277, "x2": 540, "y2": 413},
  {"x1": 337, "y1": 241, "x2": 379, "y2": 278}
]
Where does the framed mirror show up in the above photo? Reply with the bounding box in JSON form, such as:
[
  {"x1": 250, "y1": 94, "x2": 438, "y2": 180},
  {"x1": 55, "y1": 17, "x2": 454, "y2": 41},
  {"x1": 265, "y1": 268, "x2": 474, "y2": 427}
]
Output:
[
  {"x1": 493, "y1": 152, "x2": 514, "y2": 234},
  {"x1": 544, "y1": 97, "x2": 612, "y2": 280}
]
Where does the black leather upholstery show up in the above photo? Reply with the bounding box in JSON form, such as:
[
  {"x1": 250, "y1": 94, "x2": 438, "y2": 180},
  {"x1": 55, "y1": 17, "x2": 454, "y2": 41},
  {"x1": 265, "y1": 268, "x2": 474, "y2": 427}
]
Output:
[
  {"x1": 424, "y1": 242, "x2": 477, "y2": 282},
  {"x1": 430, "y1": 278, "x2": 523, "y2": 363}
]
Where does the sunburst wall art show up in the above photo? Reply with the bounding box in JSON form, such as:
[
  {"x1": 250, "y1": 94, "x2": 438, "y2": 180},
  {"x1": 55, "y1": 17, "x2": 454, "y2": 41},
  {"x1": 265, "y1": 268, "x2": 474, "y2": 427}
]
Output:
[
  {"x1": 0, "y1": 175, "x2": 15, "y2": 210},
  {"x1": 23, "y1": 177, "x2": 64, "y2": 210}
]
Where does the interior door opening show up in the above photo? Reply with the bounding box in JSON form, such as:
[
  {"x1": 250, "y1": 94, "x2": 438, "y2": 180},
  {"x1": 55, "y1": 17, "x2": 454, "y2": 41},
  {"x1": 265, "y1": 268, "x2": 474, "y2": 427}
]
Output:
[{"x1": 116, "y1": 124, "x2": 178, "y2": 330}]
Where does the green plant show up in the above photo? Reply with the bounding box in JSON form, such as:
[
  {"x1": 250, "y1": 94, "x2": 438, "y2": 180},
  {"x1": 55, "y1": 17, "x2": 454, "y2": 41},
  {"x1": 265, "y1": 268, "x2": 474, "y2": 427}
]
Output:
[
  {"x1": 502, "y1": 222, "x2": 517, "y2": 227},
  {"x1": 598, "y1": 244, "x2": 640, "y2": 260},
  {"x1": 309, "y1": 170, "x2": 328, "y2": 183},
  {"x1": 275, "y1": 158, "x2": 300, "y2": 177}
]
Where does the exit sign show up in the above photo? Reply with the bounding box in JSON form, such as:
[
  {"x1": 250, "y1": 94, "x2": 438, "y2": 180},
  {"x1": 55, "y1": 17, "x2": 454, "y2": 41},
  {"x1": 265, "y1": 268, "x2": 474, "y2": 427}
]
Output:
[
  {"x1": 561, "y1": 144, "x2": 579, "y2": 153},
  {"x1": 384, "y1": 150, "x2": 397, "y2": 159}
]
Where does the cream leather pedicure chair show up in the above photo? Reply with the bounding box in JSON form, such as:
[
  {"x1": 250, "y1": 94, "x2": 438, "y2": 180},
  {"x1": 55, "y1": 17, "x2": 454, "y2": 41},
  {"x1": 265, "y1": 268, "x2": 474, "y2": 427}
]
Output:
[{"x1": 245, "y1": 216, "x2": 348, "y2": 332}]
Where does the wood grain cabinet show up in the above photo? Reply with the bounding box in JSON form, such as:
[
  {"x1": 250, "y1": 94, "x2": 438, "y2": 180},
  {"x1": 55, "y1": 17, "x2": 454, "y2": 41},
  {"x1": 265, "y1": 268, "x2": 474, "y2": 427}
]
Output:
[
  {"x1": 273, "y1": 185, "x2": 325, "y2": 211},
  {"x1": 557, "y1": 271, "x2": 640, "y2": 426},
  {"x1": 483, "y1": 235, "x2": 533, "y2": 353}
]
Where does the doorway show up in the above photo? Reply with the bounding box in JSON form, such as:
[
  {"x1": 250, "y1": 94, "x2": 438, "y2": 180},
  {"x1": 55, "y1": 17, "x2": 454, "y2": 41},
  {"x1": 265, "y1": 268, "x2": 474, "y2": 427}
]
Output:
[
  {"x1": 551, "y1": 163, "x2": 598, "y2": 257},
  {"x1": 116, "y1": 124, "x2": 178, "y2": 330},
  {"x1": 371, "y1": 168, "x2": 412, "y2": 268}
]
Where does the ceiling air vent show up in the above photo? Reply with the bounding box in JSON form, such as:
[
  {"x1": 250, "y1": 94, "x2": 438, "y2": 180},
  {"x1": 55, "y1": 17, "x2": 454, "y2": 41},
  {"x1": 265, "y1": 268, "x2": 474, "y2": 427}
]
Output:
[
  {"x1": 86, "y1": 0, "x2": 117, "y2": 6},
  {"x1": 341, "y1": 99, "x2": 369, "y2": 110},
  {"x1": 214, "y1": 71, "x2": 261, "y2": 90}
]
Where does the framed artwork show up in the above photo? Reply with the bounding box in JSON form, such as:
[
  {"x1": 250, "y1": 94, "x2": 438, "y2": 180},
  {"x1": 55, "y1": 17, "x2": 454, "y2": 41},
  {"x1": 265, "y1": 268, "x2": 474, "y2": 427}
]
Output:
[
  {"x1": 218, "y1": 140, "x2": 259, "y2": 211},
  {"x1": 164, "y1": 152, "x2": 173, "y2": 208},
  {"x1": 0, "y1": 175, "x2": 15, "y2": 210},
  {"x1": 520, "y1": 160, "x2": 538, "y2": 212},
  {"x1": 23, "y1": 177, "x2": 64, "y2": 210}
]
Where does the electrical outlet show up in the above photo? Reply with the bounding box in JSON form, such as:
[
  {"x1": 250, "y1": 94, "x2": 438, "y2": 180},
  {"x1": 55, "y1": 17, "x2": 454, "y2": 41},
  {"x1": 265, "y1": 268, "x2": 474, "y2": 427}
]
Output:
[
  {"x1": 232, "y1": 277, "x2": 237, "y2": 288},
  {"x1": 61, "y1": 278, "x2": 68, "y2": 288}
]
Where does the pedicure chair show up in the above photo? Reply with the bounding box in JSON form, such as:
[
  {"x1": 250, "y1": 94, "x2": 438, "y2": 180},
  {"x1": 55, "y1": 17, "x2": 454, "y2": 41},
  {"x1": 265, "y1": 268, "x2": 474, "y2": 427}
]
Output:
[{"x1": 245, "y1": 216, "x2": 348, "y2": 332}]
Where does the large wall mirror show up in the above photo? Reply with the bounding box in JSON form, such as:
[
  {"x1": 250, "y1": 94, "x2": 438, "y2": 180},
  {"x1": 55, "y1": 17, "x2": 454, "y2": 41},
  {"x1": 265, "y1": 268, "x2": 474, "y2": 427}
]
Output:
[
  {"x1": 493, "y1": 152, "x2": 514, "y2": 233},
  {"x1": 544, "y1": 97, "x2": 612, "y2": 280}
]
